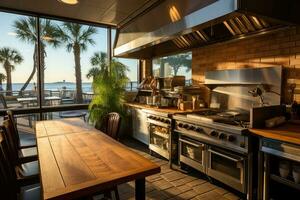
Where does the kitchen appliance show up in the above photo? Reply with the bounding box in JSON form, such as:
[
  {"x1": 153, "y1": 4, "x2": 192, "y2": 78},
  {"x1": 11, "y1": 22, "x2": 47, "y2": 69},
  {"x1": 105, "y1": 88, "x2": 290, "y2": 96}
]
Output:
[
  {"x1": 260, "y1": 138, "x2": 300, "y2": 199},
  {"x1": 147, "y1": 111, "x2": 172, "y2": 160},
  {"x1": 174, "y1": 109, "x2": 251, "y2": 196},
  {"x1": 114, "y1": 0, "x2": 299, "y2": 58}
]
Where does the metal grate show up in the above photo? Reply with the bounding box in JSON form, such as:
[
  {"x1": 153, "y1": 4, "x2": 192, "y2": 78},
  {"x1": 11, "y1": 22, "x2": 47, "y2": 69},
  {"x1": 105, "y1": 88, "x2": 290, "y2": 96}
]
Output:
[{"x1": 172, "y1": 14, "x2": 279, "y2": 49}]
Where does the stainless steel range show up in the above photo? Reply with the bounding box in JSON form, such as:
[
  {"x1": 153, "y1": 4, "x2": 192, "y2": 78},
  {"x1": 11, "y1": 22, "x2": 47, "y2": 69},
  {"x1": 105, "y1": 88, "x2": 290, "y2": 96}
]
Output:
[
  {"x1": 147, "y1": 111, "x2": 172, "y2": 160},
  {"x1": 173, "y1": 109, "x2": 252, "y2": 198}
]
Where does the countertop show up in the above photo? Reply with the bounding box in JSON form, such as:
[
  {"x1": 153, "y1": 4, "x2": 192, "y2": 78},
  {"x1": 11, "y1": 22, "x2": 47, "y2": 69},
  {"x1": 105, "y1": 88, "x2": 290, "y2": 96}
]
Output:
[
  {"x1": 250, "y1": 123, "x2": 300, "y2": 145},
  {"x1": 124, "y1": 102, "x2": 202, "y2": 115}
]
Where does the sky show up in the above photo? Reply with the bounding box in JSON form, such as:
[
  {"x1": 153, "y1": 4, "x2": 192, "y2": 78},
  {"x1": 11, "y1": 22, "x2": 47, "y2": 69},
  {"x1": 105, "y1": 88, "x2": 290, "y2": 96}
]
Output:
[{"x1": 0, "y1": 11, "x2": 138, "y2": 84}]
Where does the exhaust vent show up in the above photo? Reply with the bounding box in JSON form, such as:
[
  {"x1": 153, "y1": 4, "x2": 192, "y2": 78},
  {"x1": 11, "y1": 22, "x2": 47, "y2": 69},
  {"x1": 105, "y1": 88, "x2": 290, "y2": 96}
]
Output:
[
  {"x1": 114, "y1": 0, "x2": 300, "y2": 58},
  {"x1": 172, "y1": 14, "x2": 284, "y2": 50}
]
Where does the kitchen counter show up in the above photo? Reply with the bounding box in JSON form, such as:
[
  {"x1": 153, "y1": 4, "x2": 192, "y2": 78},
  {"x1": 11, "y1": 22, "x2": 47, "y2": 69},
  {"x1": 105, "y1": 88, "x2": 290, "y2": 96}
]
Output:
[
  {"x1": 124, "y1": 102, "x2": 201, "y2": 115},
  {"x1": 250, "y1": 123, "x2": 300, "y2": 145}
]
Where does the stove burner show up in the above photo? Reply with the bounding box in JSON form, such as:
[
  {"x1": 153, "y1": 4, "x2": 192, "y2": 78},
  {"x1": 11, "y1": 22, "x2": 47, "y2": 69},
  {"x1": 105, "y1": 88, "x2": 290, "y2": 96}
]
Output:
[{"x1": 187, "y1": 109, "x2": 250, "y2": 128}]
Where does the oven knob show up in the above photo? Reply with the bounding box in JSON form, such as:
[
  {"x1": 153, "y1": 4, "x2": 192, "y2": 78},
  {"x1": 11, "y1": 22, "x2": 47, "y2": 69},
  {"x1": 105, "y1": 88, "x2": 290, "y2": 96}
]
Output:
[
  {"x1": 178, "y1": 123, "x2": 183, "y2": 127},
  {"x1": 187, "y1": 125, "x2": 194, "y2": 130},
  {"x1": 167, "y1": 120, "x2": 171, "y2": 124},
  {"x1": 196, "y1": 127, "x2": 203, "y2": 132},
  {"x1": 183, "y1": 124, "x2": 189, "y2": 129},
  {"x1": 227, "y1": 135, "x2": 236, "y2": 142},
  {"x1": 159, "y1": 118, "x2": 164, "y2": 122},
  {"x1": 240, "y1": 142, "x2": 246, "y2": 148},
  {"x1": 209, "y1": 130, "x2": 218, "y2": 137},
  {"x1": 218, "y1": 133, "x2": 227, "y2": 140}
]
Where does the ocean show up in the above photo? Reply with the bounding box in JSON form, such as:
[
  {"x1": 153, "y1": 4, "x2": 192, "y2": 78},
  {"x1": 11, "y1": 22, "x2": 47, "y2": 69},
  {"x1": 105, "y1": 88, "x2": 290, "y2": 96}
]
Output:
[{"x1": 1, "y1": 82, "x2": 138, "y2": 92}]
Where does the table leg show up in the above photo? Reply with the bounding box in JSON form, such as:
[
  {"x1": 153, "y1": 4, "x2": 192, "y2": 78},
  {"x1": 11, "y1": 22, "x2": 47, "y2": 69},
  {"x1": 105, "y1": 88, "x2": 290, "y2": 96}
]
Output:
[{"x1": 135, "y1": 178, "x2": 145, "y2": 200}]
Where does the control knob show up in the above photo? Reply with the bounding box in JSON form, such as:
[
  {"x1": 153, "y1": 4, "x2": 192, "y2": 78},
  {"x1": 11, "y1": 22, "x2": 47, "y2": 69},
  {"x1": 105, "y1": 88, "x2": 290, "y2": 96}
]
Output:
[
  {"x1": 183, "y1": 124, "x2": 189, "y2": 129},
  {"x1": 227, "y1": 135, "x2": 236, "y2": 142},
  {"x1": 218, "y1": 133, "x2": 227, "y2": 140},
  {"x1": 195, "y1": 127, "x2": 203, "y2": 133},
  {"x1": 209, "y1": 130, "x2": 218, "y2": 137},
  {"x1": 178, "y1": 123, "x2": 183, "y2": 128}
]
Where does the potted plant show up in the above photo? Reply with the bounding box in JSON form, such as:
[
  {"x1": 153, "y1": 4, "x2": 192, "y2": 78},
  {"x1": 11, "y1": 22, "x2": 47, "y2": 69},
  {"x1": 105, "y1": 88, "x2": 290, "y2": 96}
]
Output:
[{"x1": 88, "y1": 59, "x2": 129, "y2": 130}]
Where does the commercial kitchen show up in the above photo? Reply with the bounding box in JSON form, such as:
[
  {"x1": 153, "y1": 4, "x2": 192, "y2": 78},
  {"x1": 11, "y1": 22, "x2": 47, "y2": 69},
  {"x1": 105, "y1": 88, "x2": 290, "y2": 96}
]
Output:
[{"x1": 0, "y1": 0, "x2": 300, "y2": 200}]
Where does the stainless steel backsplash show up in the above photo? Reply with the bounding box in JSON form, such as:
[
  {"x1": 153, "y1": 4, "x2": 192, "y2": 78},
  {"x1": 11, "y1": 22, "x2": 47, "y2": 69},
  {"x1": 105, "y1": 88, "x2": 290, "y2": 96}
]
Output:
[{"x1": 204, "y1": 66, "x2": 282, "y2": 111}]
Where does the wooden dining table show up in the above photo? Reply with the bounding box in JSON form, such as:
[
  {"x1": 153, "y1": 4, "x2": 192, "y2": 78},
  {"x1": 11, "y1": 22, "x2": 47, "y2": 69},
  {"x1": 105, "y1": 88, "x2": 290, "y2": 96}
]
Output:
[{"x1": 35, "y1": 118, "x2": 160, "y2": 200}]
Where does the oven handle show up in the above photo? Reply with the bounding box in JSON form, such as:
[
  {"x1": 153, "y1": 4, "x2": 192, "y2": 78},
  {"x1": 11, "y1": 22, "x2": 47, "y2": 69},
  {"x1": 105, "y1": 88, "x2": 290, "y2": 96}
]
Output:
[
  {"x1": 208, "y1": 149, "x2": 243, "y2": 163},
  {"x1": 179, "y1": 138, "x2": 204, "y2": 149}
]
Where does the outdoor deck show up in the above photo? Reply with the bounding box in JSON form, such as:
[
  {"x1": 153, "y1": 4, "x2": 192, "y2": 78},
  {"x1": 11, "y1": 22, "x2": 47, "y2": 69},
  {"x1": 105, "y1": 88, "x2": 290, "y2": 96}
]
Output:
[{"x1": 16, "y1": 118, "x2": 240, "y2": 200}]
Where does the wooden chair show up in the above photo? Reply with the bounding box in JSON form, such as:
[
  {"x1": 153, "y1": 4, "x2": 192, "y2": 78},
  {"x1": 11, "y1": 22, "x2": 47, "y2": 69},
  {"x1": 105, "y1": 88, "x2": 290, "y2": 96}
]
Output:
[
  {"x1": 99, "y1": 112, "x2": 122, "y2": 140},
  {"x1": 97, "y1": 112, "x2": 121, "y2": 200},
  {"x1": 6, "y1": 110, "x2": 36, "y2": 149},
  {"x1": 0, "y1": 130, "x2": 41, "y2": 200},
  {"x1": 1, "y1": 122, "x2": 39, "y2": 183},
  {"x1": 5, "y1": 111, "x2": 37, "y2": 157}
]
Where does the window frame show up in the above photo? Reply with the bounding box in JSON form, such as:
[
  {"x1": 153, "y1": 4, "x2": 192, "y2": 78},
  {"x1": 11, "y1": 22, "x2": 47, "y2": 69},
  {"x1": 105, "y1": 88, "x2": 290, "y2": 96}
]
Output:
[{"x1": 0, "y1": 8, "x2": 114, "y2": 118}]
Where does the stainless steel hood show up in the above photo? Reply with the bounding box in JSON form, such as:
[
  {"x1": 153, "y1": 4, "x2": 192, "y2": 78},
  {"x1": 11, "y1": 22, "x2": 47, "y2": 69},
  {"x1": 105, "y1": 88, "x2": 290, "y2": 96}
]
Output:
[{"x1": 114, "y1": 0, "x2": 300, "y2": 59}]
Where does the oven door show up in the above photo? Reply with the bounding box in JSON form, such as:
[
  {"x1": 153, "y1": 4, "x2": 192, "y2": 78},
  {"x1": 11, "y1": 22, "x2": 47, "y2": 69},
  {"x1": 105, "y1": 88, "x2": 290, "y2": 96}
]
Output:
[
  {"x1": 207, "y1": 147, "x2": 247, "y2": 193},
  {"x1": 179, "y1": 135, "x2": 206, "y2": 173},
  {"x1": 149, "y1": 124, "x2": 170, "y2": 159}
]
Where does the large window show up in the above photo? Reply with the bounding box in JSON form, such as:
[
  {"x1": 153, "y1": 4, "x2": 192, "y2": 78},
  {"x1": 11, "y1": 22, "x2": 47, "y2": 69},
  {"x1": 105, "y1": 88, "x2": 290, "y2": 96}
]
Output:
[
  {"x1": 41, "y1": 18, "x2": 108, "y2": 106},
  {"x1": 0, "y1": 11, "x2": 111, "y2": 110},
  {"x1": 0, "y1": 12, "x2": 38, "y2": 109},
  {"x1": 153, "y1": 52, "x2": 192, "y2": 85},
  {"x1": 111, "y1": 29, "x2": 139, "y2": 91}
]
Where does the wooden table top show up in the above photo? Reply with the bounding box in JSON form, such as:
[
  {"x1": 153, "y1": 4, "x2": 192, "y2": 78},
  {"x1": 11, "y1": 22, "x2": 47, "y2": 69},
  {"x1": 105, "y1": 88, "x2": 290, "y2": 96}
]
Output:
[
  {"x1": 250, "y1": 123, "x2": 300, "y2": 145},
  {"x1": 36, "y1": 118, "x2": 160, "y2": 200}
]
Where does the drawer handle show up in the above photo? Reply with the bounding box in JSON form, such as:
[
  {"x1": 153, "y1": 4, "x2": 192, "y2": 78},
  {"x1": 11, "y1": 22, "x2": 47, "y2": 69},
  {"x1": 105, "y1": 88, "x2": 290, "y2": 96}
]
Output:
[
  {"x1": 179, "y1": 138, "x2": 204, "y2": 148},
  {"x1": 208, "y1": 149, "x2": 243, "y2": 163}
]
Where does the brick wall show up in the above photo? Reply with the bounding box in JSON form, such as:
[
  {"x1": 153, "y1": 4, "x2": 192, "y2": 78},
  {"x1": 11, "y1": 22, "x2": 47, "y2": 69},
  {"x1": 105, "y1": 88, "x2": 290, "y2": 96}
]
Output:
[{"x1": 192, "y1": 26, "x2": 300, "y2": 104}]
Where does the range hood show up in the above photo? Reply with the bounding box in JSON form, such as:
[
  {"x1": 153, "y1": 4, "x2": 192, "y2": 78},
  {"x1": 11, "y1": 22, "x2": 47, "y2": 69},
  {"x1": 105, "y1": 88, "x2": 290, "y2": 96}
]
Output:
[{"x1": 114, "y1": 0, "x2": 300, "y2": 59}]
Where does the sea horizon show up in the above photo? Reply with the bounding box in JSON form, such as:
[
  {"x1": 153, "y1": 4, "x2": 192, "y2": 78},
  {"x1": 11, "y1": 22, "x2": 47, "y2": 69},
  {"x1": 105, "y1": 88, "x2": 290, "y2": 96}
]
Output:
[{"x1": 0, "y1": 81, "x2": 138, "y2": 93}]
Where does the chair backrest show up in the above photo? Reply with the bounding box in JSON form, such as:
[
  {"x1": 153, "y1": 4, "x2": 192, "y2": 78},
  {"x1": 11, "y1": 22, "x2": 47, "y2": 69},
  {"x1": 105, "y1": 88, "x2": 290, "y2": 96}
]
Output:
[
  {"x1": 2, "y1": 119, "x2": 20, "y2": 165},
  {"x1": 100, "y1": 112, "x2": 121, "y2": 140},
  {"x1": 0, "y1": 130, "x2": 18, "y2": 200},
  {"x1": 0, "y1": 94, "x2": 7, "y2": 109},
  {"x1": 6, "y1": 110, "x2": 20, "y2": 141}
]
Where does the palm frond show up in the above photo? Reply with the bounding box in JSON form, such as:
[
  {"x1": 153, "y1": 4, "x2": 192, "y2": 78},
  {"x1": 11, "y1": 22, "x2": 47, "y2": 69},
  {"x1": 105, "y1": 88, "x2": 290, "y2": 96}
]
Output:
[{"x1": 13, "y1": 17, "x2": 37, "y2": 44}]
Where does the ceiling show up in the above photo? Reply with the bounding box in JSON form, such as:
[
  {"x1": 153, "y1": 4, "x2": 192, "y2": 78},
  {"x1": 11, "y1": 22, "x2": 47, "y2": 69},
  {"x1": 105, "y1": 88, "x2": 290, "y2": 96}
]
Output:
[{"x1": 0, "y1": 0, "x2": 160, "y2": 27}]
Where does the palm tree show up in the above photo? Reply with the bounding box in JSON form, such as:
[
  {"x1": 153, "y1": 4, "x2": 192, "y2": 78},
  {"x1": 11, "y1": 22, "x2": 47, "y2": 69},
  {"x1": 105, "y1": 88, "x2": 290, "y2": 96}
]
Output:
[
  {"x1": 87, "y1": 52, "x2": 107, "y2": 80},
  {"x1": 89, "y1": 60, "x2": 129, "y2": 127},
  {"x1": 0, "y1": 47, "x2": 23, "y2": 96},
  {"x1": 56, "y1": 23, "x2": 97, "y2": 103},
  {"x1": 86, "y1": 67, "x2": 101, "y2": 80},
  {"x1": 0, "y1": 73, "x2": 6, "y2": 91},
  {"x1": 159, "y1": 53, "x2": 192, "y2": 76},
  {"x1": 13, "y1": 17, "x2": 61, "y2": 97}
]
